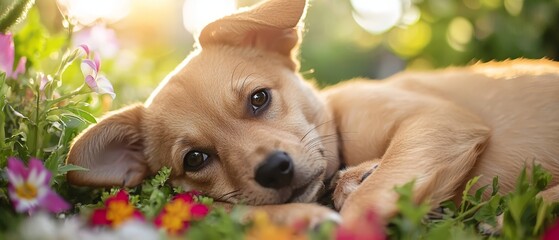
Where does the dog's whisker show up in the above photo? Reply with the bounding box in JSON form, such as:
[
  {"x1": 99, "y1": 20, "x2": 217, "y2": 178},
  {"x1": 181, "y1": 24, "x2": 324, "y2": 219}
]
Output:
[
  {"x1": 216, "y1": 189, "x2": 241, "y2": 202},
  {"x1": 300, "y1": 120, "x2": 335, "y2": 142}
]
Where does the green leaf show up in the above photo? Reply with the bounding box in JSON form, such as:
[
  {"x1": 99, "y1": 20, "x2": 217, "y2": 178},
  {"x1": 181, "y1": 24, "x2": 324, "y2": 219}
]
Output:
[
  {"x1": 58, "y1": 164, "x2": 89, "y2": 174},
  {"x1": 460, "y1": 175, "x2": 480, "y2": 213},
  {"x1": 0, "y1": 0, "x2": 35, "y2": 33},
  {"x1": 491, "y1": 176, "x2": 500, "y2": 196},
  {"x1": 65, "y1": 107, "x2": 97, "y2": 124}
]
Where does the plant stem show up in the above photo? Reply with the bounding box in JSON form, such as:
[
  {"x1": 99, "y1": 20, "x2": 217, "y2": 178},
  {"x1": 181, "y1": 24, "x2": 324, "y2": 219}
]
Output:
[
  {"x1": 46, "y1": 84, "x2": 86, "y2": 103},
  {"x1": 33, "y1": 83, "x2": 41, "y2": 157},
  {"x1": 454, "y1": 201, "x2": 488, "y2": 222},
  {"x1": 0, "y1": 105, "x2": 5, "y2": 150}
]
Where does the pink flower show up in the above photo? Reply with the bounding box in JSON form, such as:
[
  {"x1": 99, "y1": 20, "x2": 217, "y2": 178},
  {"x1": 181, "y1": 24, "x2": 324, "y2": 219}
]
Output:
[
  {"x1": 76, "y1": 44, "x2": 90, "y2": 58},
  {"x1": 6, "y1": 157, "x2": 70, "y2": 214},
  {"x1": 39, "y1": 73, "x2": 51, "y2": 92},
  {"x1": 81, "y1": 55, "x2": 115, "y2": 99},
  {"x1": 543, "y1": 219, "x2": 559, "y2": 240},
  {"x1": 0, "y1": 33, "x2": 26, "y2": 79},
  {"x1": 335, "y1": 209, "x2": 385, "y2": 240},
  {"x1": 91, "y1": 190, "x2": 144, "y2": 228}
]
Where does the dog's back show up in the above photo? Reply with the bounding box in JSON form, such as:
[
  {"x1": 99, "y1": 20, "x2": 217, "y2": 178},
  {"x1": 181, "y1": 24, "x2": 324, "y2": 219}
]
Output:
[{"x1": 389, "y1": 59, "x2": 559, "y2": 195}]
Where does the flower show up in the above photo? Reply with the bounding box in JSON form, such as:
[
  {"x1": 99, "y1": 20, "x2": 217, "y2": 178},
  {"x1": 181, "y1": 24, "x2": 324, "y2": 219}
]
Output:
[
  {"x1": 80, "y1": 55, "x2": 115, "y2": 99},
  {"x1": 154, "y1": 192, "x2": 209, "y2": 235},
  {"x1": 91, "y1": 190, "x2": 144, "y2": 228},
  {"x1": 246, "y1": 211, "x2": 308, "y2": 240},
  {"x1": 335, "y1": 209, "x2": 385, "y2": 240},
  {"x1": 0, "y1": 33, "x2": 26, "y2": 79},
  {"x1": 76, "y1": 44, "x2": 90, "y2": 58},
  {"x1": 18, "y1": 212, "x2": 159, "y2": 240},
  {"x1": 6, "y1": 157, "x2": 70, "y2": 214},
  {"x1": 543, "y1": 219, "x2": 559, "y2": 240}
]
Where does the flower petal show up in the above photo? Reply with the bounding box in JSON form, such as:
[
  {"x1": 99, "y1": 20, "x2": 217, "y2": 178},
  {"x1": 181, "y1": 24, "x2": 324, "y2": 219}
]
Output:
[
  {"x1": 91, "y1": 209, "x2": 110, "y2": 226},
  {"x1": 77, "y1": 44, "x2": 90, "y2": 58},
  {"x1": 11, "y1": 57, "x2": 26, "y2": 78},
  {"x1": 190, "y1": 204, "x2": 209, "y2": 219},
  {"x1": 106, "y1": 190, "x2": 129, "y2": 206},
  {"x1": 39, "y1": 73, "x2": 50, "y2": 91},
  {"x1": 28, "y1": 158, "x2": 51, "y2": 185},
  {"x1": 94, "y1": 54, "x2": 101, "y2": 72},
  {"x1": 81, "y1": 59, "x2": 98, "y2": 79},
  {"x1": 96, "y1": 75, "x2": 115, "y2": 99},
  {"x1": 132, "y1": 210, "x2": 145, "y2": 221},
  {"x1": 0, "y1": 33, "x2": 14, "y2": 77},
  {"x1": 173, "y1": 193, "x2": 194, "y2": 203},
  {"x1": 7, "y1": 157, "x2": 29, "y2": 179},
  {"x1": 85, "y1": 75, "x2": 98, "y2": 92},
  {"x1": 41, "y1": 191, "x2": 70, "y2": 213},
  {"x1": 153, "y1": 213, "x2": 163, "y2": 228}
]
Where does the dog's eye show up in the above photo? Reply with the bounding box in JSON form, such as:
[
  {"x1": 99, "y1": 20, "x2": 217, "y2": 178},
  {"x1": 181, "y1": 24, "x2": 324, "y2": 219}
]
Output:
[
  {"x1": 183, "y1": 151, "x2": 209, "y2": 171},
  {"x1": 250, "y1": 89, "x2": 270, "y2": 113}
]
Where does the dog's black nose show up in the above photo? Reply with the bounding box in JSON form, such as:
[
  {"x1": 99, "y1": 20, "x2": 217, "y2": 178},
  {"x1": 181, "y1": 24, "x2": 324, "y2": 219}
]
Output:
[{"x1": 255, "y1": 151, "x2": 294, "y2": 189}]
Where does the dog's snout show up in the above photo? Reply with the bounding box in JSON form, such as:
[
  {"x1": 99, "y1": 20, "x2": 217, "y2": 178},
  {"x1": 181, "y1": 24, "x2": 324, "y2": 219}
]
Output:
[{"x1": 255, "y1": 151, "x2": 294, "y2": 189}]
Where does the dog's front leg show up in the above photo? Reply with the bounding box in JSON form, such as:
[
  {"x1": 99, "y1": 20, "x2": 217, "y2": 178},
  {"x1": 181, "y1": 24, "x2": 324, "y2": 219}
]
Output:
[
  {"x1": 340, "y1": 106, "x2": 490, "y2": 222},
  {"x1": 213, "y1": 202, "x2": 341, "y2": 228}
]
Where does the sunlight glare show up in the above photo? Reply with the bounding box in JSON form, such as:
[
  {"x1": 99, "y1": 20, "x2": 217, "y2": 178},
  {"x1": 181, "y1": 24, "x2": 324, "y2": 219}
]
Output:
[
  {"x1": 183, "y1": 0, "x2": 237, "y2": 35},
  {"x1": 56, "y1": 0, "x2": 131, "y2": 26}
]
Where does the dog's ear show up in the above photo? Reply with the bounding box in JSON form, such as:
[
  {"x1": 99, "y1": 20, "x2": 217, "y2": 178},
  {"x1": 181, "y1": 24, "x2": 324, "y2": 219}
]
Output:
[
  {"x1": 66, "y1": 104, "x2": 149, "y2": 187},
  {"x1": 198, "y1": 0, "x2": 307, "y2": 69}
]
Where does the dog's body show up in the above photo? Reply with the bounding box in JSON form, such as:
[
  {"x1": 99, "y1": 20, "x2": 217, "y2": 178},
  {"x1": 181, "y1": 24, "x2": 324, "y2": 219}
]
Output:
[
  {"x1": 66, "y1": 0, "x2": 559, "y2": 225},
  {"x1": 327, "y1": 61, "x2": 559, "y2": 219}
]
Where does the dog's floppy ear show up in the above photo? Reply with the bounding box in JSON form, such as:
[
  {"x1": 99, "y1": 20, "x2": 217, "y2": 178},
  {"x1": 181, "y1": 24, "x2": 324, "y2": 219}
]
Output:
[
  {"x1": 66, "y1": 104, "x2": 149, "y2": 187},
  {"x1": 199, "y1": 0, "x2": 307, "y2": 69}
]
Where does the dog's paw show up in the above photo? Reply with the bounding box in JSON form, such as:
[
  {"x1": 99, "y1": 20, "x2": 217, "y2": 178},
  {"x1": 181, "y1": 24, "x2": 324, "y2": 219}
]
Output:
[{"x1": 332, "y1": 160, "x2": 380, "y2": 210}]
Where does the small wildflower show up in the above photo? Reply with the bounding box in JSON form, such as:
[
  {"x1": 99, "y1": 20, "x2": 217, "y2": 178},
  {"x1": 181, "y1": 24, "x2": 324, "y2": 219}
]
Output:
[
  {"x1": 543, "y1": 219, "x2": 559, "y2": 240},
  {"x1": 246, "y1": 211, "x2": 307, "y2": 240},
  {"x1": 76, "y1": 44, "x2": 90, "y2": 58},
  {"x1": 81, "y1": 55, "x2": 115, "y2": 99},
  {"x1": 335, "y1": 209, "x2": 384, "y2": 240},
  {"x1": 38, "y1": 73, "x2": 52, "y2": 94},
  {"x1": 6, "y1": 157, "x2": 70, "y2": 214},
  {"x1": 91, "y1": 190, "x2": 144, "y2": 228},
  {"x1": 154, "y1": 192, "x2": 209, "y2": 235},
  {"x1": 0, "y1": 33, "x2": 26, "y2": 79}
]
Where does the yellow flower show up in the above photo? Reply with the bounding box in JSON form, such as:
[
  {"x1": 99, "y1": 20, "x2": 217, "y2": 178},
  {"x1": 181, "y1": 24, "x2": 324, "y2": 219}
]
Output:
[{"x1": 246, "y1": 211, "x2": 307, "y2": 240}]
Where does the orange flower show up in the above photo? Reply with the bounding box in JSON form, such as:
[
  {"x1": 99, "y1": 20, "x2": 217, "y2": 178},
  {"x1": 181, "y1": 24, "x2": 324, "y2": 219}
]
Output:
[
  {"x1": 91, "y1": 190, "x2": 144, "y2": 228},
  {"x1": 154, "y1": 192, "x2": 209, "y2": 235},
  {"x1": 246, "y1": 211, "x2": 308, "y2": 240}
]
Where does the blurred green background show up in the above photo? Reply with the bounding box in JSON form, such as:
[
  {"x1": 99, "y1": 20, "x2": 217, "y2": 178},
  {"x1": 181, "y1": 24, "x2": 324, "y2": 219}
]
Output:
[{"x1": 4, "y1": 0, "x2": 559, "y2": 110}]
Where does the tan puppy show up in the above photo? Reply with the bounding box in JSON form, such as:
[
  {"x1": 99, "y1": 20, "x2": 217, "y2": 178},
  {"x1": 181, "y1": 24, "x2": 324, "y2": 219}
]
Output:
[{"x1": 66, "y1": 0, "x2": 559, "y2": 225}]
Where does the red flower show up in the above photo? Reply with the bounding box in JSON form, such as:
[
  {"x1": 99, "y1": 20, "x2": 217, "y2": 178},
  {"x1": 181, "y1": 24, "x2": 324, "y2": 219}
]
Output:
[
  {"x1": 335, "y1": 209, "x2": 385, "y2": 240},
  {"x1": 543, "y1": 219, "x2": 559, "y2": 240},
  {"x1": 154, "y1": 192, "x2": 209, "y2": 235},
  {"x1": 91, "y1": 190, "x2": 144, "y2": 228}
]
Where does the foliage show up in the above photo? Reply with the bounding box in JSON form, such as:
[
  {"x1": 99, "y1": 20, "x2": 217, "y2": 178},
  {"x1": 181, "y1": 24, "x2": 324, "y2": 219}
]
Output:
[
  {"x1": 301, "y1": 0, "x2": 559, "y2": 84},
  {"x1": 386, "y1": 164, "x2": 559, "y2": 240},
  {"x1": 0, "y1": 0, "x2": 35, "y2": 33}
]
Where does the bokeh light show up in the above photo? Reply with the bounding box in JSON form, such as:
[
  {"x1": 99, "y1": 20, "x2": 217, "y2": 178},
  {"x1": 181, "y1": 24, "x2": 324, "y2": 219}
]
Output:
[
  {"x1": 350, "y1": 0, "x2": 403, "y2": 34},
  {"x1": 447, "y1": 17, "x2": 473, "y2": 52},
  {"x1": 56, "y1": 0, "x2": 131, "y2": 26},
  {"x1": 182, "y1": 0, "x2": 237, "y2": 35}
]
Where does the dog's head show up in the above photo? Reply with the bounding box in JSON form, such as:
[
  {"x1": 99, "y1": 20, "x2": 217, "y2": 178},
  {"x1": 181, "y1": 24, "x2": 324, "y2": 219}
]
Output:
[{"x1": 67, "y1": 0, "x2": 340, "y2": 205}]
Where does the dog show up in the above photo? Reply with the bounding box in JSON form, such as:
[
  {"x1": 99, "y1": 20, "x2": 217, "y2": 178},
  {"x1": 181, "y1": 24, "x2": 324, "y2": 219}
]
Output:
[{"x1": 66, "y1": 0, "x2": 559, "y2": 226}]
